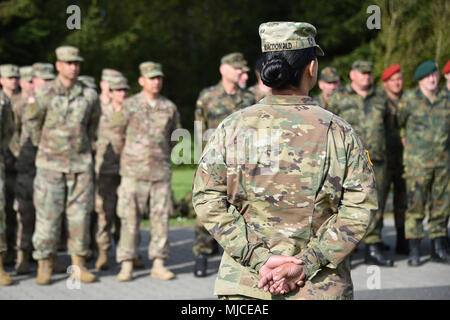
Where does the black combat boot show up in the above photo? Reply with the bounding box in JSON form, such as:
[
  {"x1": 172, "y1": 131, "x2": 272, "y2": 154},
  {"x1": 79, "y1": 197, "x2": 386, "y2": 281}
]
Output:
[
  {"x1": 395, "y1": 227, "x2": 409, "y2": 255},
  {"x1": 365, "y1": 243, "x2": 394, "y2": 266},
  {"x1": 430, "y1": 237, "x2": 449, "y2": 264},
  {"x1": 407, "y1": 239, "x2": 421, "y2": 266},
  {"x1": 194, "y1": 254, "x2": 207, "y2": 277}
]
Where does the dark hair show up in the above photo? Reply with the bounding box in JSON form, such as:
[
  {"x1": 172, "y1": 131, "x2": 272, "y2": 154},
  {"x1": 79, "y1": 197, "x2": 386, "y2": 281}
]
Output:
[{"x1": 260, "y1": 47, "x2": 316, "y2": 89}]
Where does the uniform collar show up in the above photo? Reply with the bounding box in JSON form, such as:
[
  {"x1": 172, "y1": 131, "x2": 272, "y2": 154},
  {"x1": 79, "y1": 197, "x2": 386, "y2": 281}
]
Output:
[
  {"x1": 260, "y1": 94, "x2": 317, "y2": 105},
  {"x1": 54, "y1": 77, "x2": 83, "y2": 98},
  {"x1": 346, "y1": 83, "x2": 376, "y2": 98}
]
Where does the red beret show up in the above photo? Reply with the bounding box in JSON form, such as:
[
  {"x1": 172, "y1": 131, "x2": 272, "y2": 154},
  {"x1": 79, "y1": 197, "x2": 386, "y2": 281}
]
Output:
[
  {"x1": 382, "y1": 64, "x2": 401, "y2": 81},
  {"x1": 442, "y1": 60, "x2": 450, "y2": 75}
]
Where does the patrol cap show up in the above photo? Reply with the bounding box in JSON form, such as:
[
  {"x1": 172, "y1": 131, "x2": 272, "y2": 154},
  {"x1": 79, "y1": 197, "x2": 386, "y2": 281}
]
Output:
[
  {"x1": 78, "y1": 75, "x2": 97, "y2": 89},
  {"x1": 19, "y1": 66, "x2": 33, "y2": 81},
  {"x1": 442, "y1": 60, "x2": 450, "y2": 75},
  {"x1": 0, "y1": 64, "x2": 20, "y2": 78},
  {"x1": 352, "y1": 60, "x2": 373, "y2": 73},
  {"x1": 221, "y1": 52, "x2": 249, "y2": 69},
  {"x1": 109, "y1": 76, "x2": 130, "y2": 90},
  {"x1": 319, "y1": 66, "x2": 340, "y2": 82},
  {"x1": 32, "y1": 62, "x2": 56, "y2": 80},
  {"x1": 414, "y1": 60, "x2": 438, "y2": 80},
  {"x1": 101, "y1": 68, "x2": 123, "y2": 83},
  {"x1": 139, "y1": 61, "x2": 164, "y2": 78},
  {"x1": 381, "y1": 64, "x2": 401, "y2": 81},
  {"x1": 259, "y1": 22, "x2": 324, "y2": 56},
  {"x1": 55, "y1": 46, "x2": 84, "y2": 62}
]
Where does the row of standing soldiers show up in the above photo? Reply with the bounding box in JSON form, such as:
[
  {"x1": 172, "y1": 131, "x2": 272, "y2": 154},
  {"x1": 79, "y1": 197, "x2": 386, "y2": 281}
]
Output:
[{"x1": 0, "y1": 46, "x2": 449, "y2": 286}]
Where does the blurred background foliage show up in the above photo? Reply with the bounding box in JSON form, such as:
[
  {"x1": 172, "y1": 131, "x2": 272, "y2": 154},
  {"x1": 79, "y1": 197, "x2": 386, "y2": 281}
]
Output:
[{"x1": 1, "y1": 0, "x2": 449, "y2": 130}]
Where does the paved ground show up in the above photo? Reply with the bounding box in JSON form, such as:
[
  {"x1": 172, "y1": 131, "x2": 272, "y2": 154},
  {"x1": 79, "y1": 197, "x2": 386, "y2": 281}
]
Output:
[{"x1": 1, "y1": 217, "x2": 449, "y2": 300}]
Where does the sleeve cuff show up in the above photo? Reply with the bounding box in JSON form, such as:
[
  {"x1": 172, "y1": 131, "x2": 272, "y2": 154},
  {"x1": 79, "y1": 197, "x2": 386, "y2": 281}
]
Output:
[
  {"x1": 296, "y1": 247, "x2": 329, "y2": 280},
  {"x1": 248, "y1": 247, "x2": 273, "y2": 272}
]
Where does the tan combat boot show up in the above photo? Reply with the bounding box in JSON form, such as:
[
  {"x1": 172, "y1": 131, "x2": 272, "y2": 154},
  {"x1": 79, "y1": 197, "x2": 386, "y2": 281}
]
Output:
[
  {"x1": 0, "y1": 255, "x2": 13, "y2": 286},
  {"x1": 95, "y1": 249, "x2": 109, "y2": 271},
  {"x1": 117, "y1": 260, "x2": 133, "y2": 282},
  {"x1": 71, "y1": 255, "x2": 97, "y2": 283},
  {"x1": 15, "y1": 249, "x2": 31, "y2": 275},
  {"x1": 53, "y1": 255, "x2": 67, "y2": 274},
  {"x1": 36, "y1": 258, "x2": 53, "y2": 285},
  {"x1": 150, "y1": 258, "x2": 175, "y2": 280}
]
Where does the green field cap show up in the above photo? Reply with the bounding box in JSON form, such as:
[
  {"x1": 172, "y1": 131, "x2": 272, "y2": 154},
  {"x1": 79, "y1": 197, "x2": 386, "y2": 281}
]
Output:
[
  {"x1": 78, "y1": 75, "x2": 97, "y2": 89},
  {"x1": 221, "y1": 52, "x2": 248, "y2": 69},
  {"x1": 139, "y1": 61, "x2": 164, "y2": 78},
  {"x1": 0, "y1": 64, "x2": 20, "y2": 78},
  {"x1": 259, "y1": 21, "x2": 324, "y2": 56},
  {"x1": 352, "y1": 60, "x2": 373, "y2": 73},
  {"x1": 320, "y1": 66, "x2": 340, "y2": 82},
  {"x1": 19, "y1": 66, "x2": 33, "y2": 81},
  {"x1": 109, "y1": 76, "x2": 130, "y2": 90},
  {"x1": 32, "y1": 63, "x2": 56, "y2": 80},
  {"x1": 55, "y1": 46, "x2": 84, "y2": 62}
]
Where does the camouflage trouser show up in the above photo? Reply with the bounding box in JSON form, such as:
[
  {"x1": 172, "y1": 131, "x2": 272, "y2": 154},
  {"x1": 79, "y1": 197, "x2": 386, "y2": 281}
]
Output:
[
  {"x1": 364, "y1": 160, "x2": 389, "y2": 244},
  {"x1": 5, "y1": 171, "x2": 17, "y2": 252},
  {"x1": 193, "y1": 222, "x2": 218, "y2": 255},
  {"x1": 95, "y1": 173, "x2": 121, "y2": 251},
  {"x1": 116, "y1": 177, "x2": 173, "y2": 263},
  {"x1": 32, "y1": 168, "x2": 94, "y2": 260},
  {"x1": 0, "y1": 169, "x2": 6, "y2": 254},
  {"x1": 13, "y1": 170, "x2": 36, "y2": 252},
  {"x1": 404, "y1": 166, "x2": 450, "y2": 240},
  {"x1": 386, "y1": 150, "x2": 407, "y2": 229}
]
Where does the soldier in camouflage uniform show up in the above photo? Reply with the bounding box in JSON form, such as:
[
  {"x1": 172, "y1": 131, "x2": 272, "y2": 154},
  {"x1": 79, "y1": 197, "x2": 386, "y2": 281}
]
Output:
[
  {"x1": 24, "y1": 46, "x2": 100, "y2": 285},
  {"x1": 111, "y1": 62, "x2": 180, "y2": 281},
  {"x1": 32, "y1": 63, "x2": 56, "y2": 91},
  {"x1": 0, "y1": 64, "x2": 21, "y2": 266},
  {"x1": 0, "y1": 90, "x2": 15, "y2": 285},
  {"x1": 99, "y1": 69, "x2": 123, "y2": 105},
  {"x1": 94, "y1": 75, "x2": 128, "y2": 271},
  {"x1": 19, "y1": 66, "x2": 34, "y2": 99},
  {"x1": 313, "y1": 66, "x2": 340, "y2": 110},
  {"x1": 327, "y1": 60, "x2": 394, "y2": 267},
  {"x1": 397, "y1": 61, "x2": 449, "y2": 266},
  {"x1": 248, "y1": 57, "x2": 271, "y2": 102},
  {"x1": 379, "y1": 64, "x2": 408, "y2": 255},
  {"x1": 192, "y1": 52, "x2": 255, "y2": 277},
  {"x1": 193, "y1": 22, "x2": 377, "y2": 299}
]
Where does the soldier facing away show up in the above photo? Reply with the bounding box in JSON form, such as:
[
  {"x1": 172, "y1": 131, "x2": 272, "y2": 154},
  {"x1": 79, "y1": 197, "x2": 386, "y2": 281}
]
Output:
[
  {"x1": 111, "y1": 61, "x2": 180, "y2": 282},
  {"x1": 192, "y1": 21, "x2": 377, "y2": 299},
  {"x1": 398, "y1": 60, "x2": 449, "y2": 266},
  {"x1": 24, "y1": 45, "x2": 100, "y2": 285},
  {"x1": 328, "y1": 60, "x2": 394, "y2": 267},
  {"x1": 192, "y1": 52, "x2": 255, "y2": 277}
]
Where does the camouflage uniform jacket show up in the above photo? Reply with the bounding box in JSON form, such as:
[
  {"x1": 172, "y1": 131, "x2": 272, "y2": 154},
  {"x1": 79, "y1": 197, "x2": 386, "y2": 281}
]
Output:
[
  {"x1": 112, "y1": 92, "x2": 181, "y2": 181},
  {"x1": 192, "y1": 95, "x2": 377, "y2": 299},
  {"x1": 248, "y1": 84, "x2": 268, "y2": 103},
  {"x1": 95, "y1": 102, "x2": 124, "y2": 175},
  {"x1": 195, "y1": 82, "x2": 255, "y2": 131},
  {"x1": 4, "y1": 93, "x2": 22, "y2": 171},
  {"x1": 0, "y1": 91, "x2": 14, "y2": 170},
  {"x1": 328, "y1": 84, "x2": 387, "y2": 162},
  {"x1": 23, "y1": 78, "x2": 100, "y2": 173},
  {"x1": 397, "y1": 87, "x2": 449, "y2": 171},
  {"x1": 376, "y1": 88, "x2": 404, "y2": 157}
]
